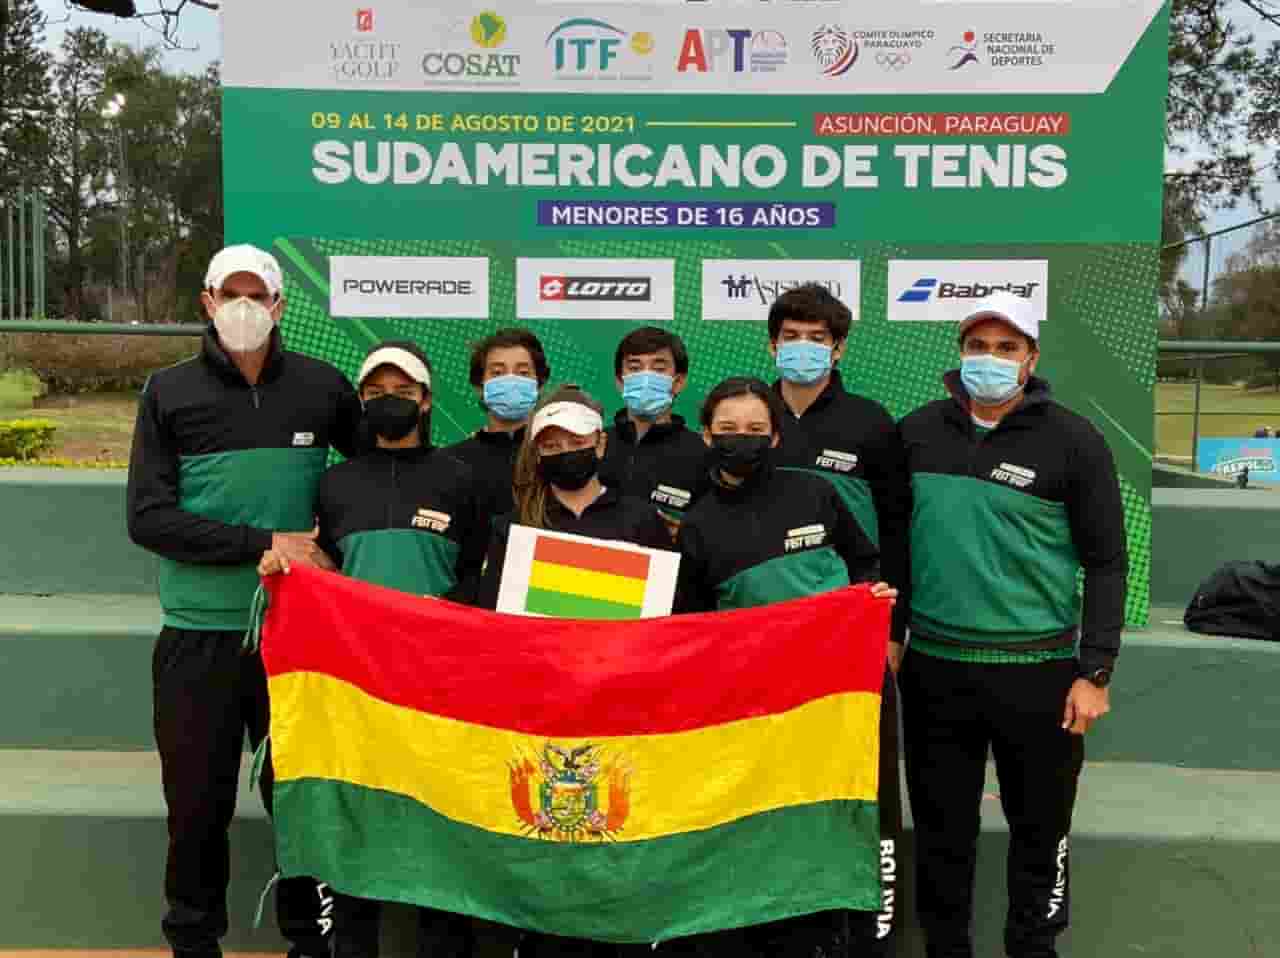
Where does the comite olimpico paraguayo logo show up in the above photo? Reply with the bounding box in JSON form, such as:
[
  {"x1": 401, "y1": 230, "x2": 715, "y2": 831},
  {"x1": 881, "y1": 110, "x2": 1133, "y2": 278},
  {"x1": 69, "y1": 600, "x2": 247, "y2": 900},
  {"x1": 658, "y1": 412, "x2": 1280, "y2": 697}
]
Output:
[
  {"x1": 812, "y1": 25, "x2": 857, "y2": 76},
  {"x1": 510, "y1": 742, "x2": 632, "y2": 842}
]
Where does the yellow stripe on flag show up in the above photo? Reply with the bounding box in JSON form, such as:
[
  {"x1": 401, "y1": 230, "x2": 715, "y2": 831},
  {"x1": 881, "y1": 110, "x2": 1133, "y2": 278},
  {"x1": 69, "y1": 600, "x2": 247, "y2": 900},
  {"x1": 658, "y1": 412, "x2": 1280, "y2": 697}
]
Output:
[
  {"x1": 269, "y1": 672, "x2": 880, "y2": 843},
  {"x1": 528, "y1": 559, "x2": 646, "y2": 607}
]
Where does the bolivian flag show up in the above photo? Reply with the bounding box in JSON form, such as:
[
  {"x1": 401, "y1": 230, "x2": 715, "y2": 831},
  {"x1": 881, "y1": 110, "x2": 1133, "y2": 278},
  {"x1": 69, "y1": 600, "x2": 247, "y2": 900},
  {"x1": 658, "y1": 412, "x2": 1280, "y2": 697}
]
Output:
[{"x1": 261, "y1": 564, "x2": 888, "y2": 943}]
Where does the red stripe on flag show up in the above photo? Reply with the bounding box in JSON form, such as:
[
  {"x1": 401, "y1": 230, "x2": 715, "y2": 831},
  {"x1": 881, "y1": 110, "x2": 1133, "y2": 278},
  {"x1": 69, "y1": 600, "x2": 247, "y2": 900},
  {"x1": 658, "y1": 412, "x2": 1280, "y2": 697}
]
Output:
[
  {"x1": 260, "y1": 565, "x2": 888, "y2": 738},
  {"x1": 532, "y1": 535, "x2": 652, "y2": 580}
]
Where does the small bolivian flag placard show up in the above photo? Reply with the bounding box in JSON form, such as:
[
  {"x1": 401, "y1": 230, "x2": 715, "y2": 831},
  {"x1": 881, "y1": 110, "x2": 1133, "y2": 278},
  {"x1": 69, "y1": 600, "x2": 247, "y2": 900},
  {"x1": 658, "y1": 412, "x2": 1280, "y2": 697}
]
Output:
[{"x1": 496, "y1": 525, "x2": 680, "y2": 619}]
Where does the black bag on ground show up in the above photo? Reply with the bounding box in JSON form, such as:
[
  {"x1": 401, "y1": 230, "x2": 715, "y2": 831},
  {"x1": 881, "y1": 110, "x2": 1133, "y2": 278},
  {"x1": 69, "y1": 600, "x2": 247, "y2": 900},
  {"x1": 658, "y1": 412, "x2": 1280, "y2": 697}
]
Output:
[{"x1": 1184, "y1": 560, "x2": 1280, "y2": 641}]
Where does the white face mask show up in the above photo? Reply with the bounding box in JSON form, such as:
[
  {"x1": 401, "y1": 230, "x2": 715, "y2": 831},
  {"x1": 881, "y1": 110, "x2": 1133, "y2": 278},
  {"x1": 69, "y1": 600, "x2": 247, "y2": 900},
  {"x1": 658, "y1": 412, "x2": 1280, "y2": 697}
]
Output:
[{"x1": 213, "y1": 296, "x2": 275, "y2": 353}]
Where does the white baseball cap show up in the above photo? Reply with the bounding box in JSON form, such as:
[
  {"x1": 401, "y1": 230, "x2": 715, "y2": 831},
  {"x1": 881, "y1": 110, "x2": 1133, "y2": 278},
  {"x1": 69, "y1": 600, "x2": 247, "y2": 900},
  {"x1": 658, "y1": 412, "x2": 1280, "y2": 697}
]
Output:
[
  {"x1": 958, "y1": 291, "x2": 1040, "y2": 343},
  {"x1": 530, "y1": 401, "x2": 604, "y2": 441},
  {"x1": 204, "y1": 244, "x2": 284, "y2": 298},
  {"x1": 357, "y1": 346, "x2": 432, "y2": 390}
]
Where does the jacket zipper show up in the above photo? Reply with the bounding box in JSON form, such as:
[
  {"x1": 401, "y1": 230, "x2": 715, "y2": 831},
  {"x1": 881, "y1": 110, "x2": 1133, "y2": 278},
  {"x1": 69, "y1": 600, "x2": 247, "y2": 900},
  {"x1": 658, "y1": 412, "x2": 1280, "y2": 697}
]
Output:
[
  {"x1": 388, "y1": 457, "x2": 398, "y2": 529},
  {"x1": 250, "y1": 385, "x2": 260, "y2": 409}
]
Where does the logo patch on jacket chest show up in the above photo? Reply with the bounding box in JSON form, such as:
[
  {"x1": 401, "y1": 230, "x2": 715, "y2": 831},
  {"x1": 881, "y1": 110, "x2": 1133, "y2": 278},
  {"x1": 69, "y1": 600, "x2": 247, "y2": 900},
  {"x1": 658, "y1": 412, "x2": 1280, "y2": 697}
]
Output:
[
  {"x1": 815, "y1": 449, "x2": 858, "y2": 473},
  {"x1": 990, "y1": 462, "x2": 1036, "y2": 489},
  {"x1": 785, "y1": 523, "x2": 827, "y2": 552},
  {"x1": 411, "y1": 508, "x2": 451, "y2": 533},
  {"x1": 651, "y1": 484, "x2": 692, "y2": 510},
  {"x1": 292, "y1": 431, "x2": 315, "y2": 447}
]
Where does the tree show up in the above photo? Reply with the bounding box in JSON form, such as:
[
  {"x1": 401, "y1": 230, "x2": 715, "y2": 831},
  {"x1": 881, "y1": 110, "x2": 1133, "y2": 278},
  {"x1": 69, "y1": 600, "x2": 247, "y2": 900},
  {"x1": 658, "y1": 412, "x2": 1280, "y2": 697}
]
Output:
[
  {"x1": 0, "y1": 0, "x2": 54, "y2": 195},
  {"x1": 1210, "y1": 219, "x2": 1280, "y2": 386},
  {"x1": 42, "y1": 27, "x2": 112, "y2": 319}
]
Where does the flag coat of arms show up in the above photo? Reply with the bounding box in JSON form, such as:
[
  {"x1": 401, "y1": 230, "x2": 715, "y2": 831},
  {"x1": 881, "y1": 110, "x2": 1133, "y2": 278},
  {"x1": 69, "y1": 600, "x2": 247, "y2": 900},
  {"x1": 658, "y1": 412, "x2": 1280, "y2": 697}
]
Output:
[{"x1": 260, "y1": 564, "x2": 888, "y2": 943}]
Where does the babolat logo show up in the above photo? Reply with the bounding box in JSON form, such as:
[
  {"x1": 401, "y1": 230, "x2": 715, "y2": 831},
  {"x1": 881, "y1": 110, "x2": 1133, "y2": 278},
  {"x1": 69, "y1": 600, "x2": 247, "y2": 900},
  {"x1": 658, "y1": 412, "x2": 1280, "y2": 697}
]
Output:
[
  {"x1": 539, "y1": 275, "x2": 652, "y2": 302},
  {"x1": 815, "y1": 448, "x2": 858, "y2": 472},
  {"x1": 652, "y1": 484, "x2": 692, "y2": 509},
  {"x1": 785, "y1": 523, "x2": 827, "y2": 551},
  {"x1": 990, "y1": 462, "x2": 1036, "y2": 489},
  {"x1": 898, "y1": 277, "x2": 1041, "y2": 302},
  {"x1": 342, "y1": 278, "x2": 474, "y2": 295},
  {"x1": 411, "y1": 508, "x2": 452, "y2": 533}
]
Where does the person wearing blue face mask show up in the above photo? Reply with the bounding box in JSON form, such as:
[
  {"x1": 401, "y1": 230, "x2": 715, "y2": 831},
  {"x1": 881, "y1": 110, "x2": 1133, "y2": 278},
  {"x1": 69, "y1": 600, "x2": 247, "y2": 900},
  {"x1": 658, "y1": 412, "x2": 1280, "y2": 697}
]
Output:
[
  {"x1": 446, "y1": 327, "x2": 551, "y2": 523},
  {"x1": 897, "y1": 291, "x2": 1127, "y2": 958},
  {"x1": 767, "y1": 284, "x2": 909, "y2": 957},
  {"x1": 598, "y1": 327, "x2": 712, "y2": 541}
]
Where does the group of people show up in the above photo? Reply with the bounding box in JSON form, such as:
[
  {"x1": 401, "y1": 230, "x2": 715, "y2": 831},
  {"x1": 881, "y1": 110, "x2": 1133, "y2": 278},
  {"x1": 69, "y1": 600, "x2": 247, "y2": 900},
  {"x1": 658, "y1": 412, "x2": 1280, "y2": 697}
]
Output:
[{"x1": 127, "y1": 244, "x2": 1129, "y2": 958}]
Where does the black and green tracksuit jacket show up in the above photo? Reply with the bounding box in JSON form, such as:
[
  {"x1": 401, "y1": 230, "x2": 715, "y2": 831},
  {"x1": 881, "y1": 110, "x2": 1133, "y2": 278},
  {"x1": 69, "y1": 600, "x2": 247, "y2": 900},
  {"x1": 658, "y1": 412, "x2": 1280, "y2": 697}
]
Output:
[
  {"x1": 127, "y1": 326, "x2": 362, "y2": 631},
  {"x1": 898, "y1": 373, "x2": 1128, "y2": 671},
  {"x1": 315, "y1": 445, "x2": 486, "y2": 598},
  {"x1": 445, "y1": 426, "x2": 525, "y2": 522},
  {"x1": 675, "y1": 461, "x2": 880, "y2": 613},
  {"x1": 772, "y1": 371, "x2": 910, "y2": 637},
  {"x1": 599, "y1": 410, "x2": 712, "y2": 526}
]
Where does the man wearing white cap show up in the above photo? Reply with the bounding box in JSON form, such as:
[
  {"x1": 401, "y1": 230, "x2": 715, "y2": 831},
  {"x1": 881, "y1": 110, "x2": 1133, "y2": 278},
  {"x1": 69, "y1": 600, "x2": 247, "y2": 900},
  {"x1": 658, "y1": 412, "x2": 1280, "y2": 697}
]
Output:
[
  {"x1": 127, "y1": 243, "x2": 361, "y2": 958},
  {"x1": 895, "y1": 291, "x2": 1127, "y2": 958}
]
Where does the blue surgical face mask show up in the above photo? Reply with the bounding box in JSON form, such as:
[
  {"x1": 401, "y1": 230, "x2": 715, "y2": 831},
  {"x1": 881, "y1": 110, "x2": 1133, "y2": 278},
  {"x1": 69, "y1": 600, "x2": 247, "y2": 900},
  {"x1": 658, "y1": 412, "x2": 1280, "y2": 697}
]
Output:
[
  {"x1": 960, "y1": 354, "x2": 1026, "y2": 405},
  {"x1": 621, "y1": 371, "x2": 675, "y2": 419},
  {"x1": 776, "y1": 341, "x2": 833, "y2": 385},
  {"x1": 483, "y1": 374, "x2": 538, "y2": 422}
]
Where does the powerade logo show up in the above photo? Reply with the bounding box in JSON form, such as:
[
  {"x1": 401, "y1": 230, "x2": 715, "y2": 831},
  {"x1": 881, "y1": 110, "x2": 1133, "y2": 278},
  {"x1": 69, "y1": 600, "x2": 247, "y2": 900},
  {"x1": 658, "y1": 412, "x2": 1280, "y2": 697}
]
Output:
[
  {"x1": 546, "y1": 18, "x2": 654, "y2": 77},
  {"x1": 342, "y1": 278, "x2": 474, "y2": 296},
  {"x1": 896, "y1": 278, "x2": 1041, "y2": 302},
  {"x1": 539, "y1": 276, "x2": 652, "y2": 302}
]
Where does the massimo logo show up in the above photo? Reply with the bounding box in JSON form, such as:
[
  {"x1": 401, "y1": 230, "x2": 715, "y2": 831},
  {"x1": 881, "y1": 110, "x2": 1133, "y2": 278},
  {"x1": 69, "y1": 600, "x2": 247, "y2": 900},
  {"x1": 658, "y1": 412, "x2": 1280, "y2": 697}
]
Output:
[
  {"x1": 651, "y1": 484, "x2": 692, "y2": 510},
  {"x1": 990, "y1": 462, "x2": 1035, "y2": 489},
  {"x1": 411, "y1": 508, "x2": 452, "y2": 533},
  {"x1": 815, "y1": 448, "x2": 858, "y2": 473},
  {"x1": 785, "y1": 523, "x2": 827, "y2": 552}
]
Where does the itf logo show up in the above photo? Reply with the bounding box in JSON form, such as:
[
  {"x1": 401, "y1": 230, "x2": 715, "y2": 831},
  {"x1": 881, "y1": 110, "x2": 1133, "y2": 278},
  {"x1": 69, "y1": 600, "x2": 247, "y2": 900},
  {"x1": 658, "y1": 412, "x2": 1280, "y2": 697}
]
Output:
[
  {"x1": 547, "y1": 18, "x2": 654, "y2": 76},
  {"x1": 898, "y1": 278, "x2": 938, "y2": 302}
]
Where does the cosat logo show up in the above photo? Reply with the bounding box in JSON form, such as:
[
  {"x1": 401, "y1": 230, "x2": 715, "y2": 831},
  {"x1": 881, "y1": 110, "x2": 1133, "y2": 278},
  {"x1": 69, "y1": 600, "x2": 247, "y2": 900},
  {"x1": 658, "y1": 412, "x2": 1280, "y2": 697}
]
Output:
[
  {"x1": 677, "y1": 28, "x2": 788, "y2": 74},
  {"x1": 547, "y1": 18, "x2": 654, "y2": 77},
  {"x1": 539, "y1": 276, "x2": 652, "y2": 302},
  {"x1": 356, "y1": 8, "x2": 373, "y2": 33},
  {"x1": 423, "y1": 11, "x2": 520, "y2": 82},
  {"x1": 812, "y1": 25, "x2": 857, "y2": 76},
  {"x1": 949, "y1": 30, "x2": 980, "y2": 70}
]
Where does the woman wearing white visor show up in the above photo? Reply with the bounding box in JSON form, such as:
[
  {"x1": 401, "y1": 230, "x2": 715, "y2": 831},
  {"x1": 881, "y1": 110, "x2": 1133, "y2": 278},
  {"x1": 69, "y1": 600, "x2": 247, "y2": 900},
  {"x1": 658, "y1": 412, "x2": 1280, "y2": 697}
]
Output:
[{"x1": 474, "y1": 385, "x2": 673, "y2": 614}]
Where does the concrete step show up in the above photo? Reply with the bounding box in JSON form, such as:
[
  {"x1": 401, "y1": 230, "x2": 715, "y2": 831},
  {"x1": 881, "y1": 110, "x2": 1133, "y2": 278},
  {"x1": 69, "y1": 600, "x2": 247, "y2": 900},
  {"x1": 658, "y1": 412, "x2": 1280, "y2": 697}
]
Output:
[
  {"x1": 2, "y1": 750, "x2": 1278, "y2": 956},
  {"x1": 0, "y1": 469, "x2": 156, "y2": 595},
  {"x1": 6, "y1": 594, "x2": 1279, "y2": 776}
]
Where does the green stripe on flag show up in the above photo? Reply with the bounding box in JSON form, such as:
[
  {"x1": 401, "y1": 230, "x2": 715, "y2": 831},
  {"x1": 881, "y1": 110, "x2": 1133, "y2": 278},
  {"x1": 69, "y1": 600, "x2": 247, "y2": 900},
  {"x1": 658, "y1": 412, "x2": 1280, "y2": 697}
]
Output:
[
  {"x1": 525, "y1": 586, "x2": 642, "y2": 620},
  {"x1": 275, "y1": 778, "x2": 880, "y2": 942}
]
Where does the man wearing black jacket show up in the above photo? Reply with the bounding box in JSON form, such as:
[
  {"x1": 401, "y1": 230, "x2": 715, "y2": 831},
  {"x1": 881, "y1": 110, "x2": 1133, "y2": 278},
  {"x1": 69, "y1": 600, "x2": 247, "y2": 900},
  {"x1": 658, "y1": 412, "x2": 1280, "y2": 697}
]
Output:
[
  {"x1": 766, "y1": 284, "x2": 909, "y2": 955},
  {"x1": 127, "y1": 244, "x2": 361, "y2": 958},
  {"x1": 896, "y1": 291, "x2": 1126, "y2": 958},
  {"x1": 599, "y1": 327, "x2": 710, "y2": 538},
  {"x1": 446, "y1": 327, "x2": 551, "y2": 522}
]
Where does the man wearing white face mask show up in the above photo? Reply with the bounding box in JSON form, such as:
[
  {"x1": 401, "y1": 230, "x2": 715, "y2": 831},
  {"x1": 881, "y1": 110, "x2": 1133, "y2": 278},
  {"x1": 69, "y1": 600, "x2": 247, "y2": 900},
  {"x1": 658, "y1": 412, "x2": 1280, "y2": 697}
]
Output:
[
  {"x1": 896, "y1": 291, "x2": 1128, "y2": 958},
  {"x1": 127, "y1": 243, "x2": 362, "y2": 958}
]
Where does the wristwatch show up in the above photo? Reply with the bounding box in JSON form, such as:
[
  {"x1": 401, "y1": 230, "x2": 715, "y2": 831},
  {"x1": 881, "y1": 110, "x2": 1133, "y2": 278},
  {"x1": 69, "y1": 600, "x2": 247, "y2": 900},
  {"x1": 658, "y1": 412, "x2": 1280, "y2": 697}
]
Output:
[{"x1": 1083, "y1": 667, "x2": 1112, "y2": 689}]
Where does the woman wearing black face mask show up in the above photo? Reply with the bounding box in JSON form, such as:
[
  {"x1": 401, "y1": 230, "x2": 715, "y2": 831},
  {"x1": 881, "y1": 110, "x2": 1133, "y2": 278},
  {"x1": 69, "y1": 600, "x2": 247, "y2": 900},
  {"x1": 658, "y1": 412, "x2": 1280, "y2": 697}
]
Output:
[
  {"x1": 260, "y1": 340, "x2": 487, "y2": 958},
  {"x1": 472, "y1": 385, "x2": 673, "y2": 618},
  {"x1": 665, "y1": 376, "x2": 895, "y2": 958},
  {"x1": 471, "y1": 386, "x2": 672, "y2": 958}
]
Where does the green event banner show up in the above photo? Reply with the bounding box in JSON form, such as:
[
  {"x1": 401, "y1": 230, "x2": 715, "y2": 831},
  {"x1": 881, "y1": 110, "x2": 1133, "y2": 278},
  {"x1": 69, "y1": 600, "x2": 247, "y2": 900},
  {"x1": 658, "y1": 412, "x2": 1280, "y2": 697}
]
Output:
[{"x1": 221, "y1": 2, "x2": 1170, "y2": 625}]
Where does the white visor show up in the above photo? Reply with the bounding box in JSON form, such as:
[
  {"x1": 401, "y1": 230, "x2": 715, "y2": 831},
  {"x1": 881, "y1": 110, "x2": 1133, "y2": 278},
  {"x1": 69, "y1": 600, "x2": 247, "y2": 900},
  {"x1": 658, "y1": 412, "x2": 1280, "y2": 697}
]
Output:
[
  {"x1": 530, "y1": 401, "x2": 604, "y2": 440},
  {"x1": 357, "y1": 347, "x2": 432, "y2": 390}
]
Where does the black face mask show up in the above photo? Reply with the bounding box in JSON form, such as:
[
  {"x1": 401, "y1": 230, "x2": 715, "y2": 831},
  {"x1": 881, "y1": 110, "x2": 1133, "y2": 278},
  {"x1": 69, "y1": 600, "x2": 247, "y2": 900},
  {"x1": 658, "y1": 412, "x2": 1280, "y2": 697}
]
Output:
[
  {"x1": 537, "y1": 447, "x2": 599, "y2": 491},
  {"x1": 711, "y1": 434, "x2": 771, "y2": 479},
  {"x1": 364, "y1": 395, "x2": 421, "y2": 441}
]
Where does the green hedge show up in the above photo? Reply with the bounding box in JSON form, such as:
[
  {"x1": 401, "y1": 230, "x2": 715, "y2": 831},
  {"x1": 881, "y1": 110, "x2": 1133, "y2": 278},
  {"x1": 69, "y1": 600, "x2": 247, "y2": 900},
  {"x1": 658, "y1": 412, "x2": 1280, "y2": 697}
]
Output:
[{"x1": 0, "y1": 419, "x2": 58, "y2": 460}]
